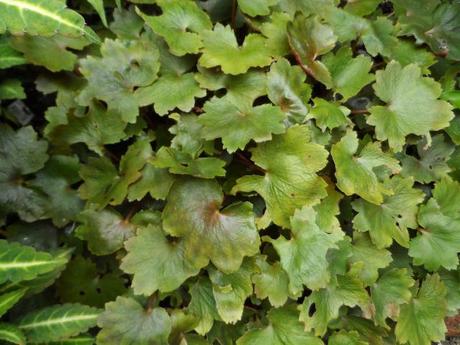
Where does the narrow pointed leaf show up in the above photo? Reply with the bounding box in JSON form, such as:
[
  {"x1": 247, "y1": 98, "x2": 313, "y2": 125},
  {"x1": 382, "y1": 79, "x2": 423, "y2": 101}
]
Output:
[{"x1": 18, "y1": 304, "x2": 101, "y2": 343}]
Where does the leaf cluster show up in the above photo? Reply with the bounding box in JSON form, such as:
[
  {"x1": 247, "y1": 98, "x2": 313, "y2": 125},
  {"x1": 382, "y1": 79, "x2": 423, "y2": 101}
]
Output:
[{"x1": 0, "y1": 0, "x2": 460, "y2": 345}]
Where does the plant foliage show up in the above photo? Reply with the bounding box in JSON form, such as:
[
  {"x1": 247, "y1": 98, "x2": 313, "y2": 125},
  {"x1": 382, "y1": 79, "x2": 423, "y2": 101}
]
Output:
[{"x1": 0, "y1": 0, "x2": 460, "y2": 344}]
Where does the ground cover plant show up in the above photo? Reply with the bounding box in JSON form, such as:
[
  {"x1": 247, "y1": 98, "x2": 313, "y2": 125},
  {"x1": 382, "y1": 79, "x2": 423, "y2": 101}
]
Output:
[{"x1": 0, "y1": 0, "x2": 460, "y2": 344}]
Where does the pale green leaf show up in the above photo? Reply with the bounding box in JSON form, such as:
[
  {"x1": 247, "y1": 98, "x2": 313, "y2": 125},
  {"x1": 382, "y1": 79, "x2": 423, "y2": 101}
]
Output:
[
  {"x1": 269, "y1": 206, "x2": 343, "y2": 294},
  {"x1": 352, "y1": 176, "x2": 424, "y2": 248},
  {"x1": 409, "y1": 178, "x2": 460, "y2": 270},
  {"x1": 138, "y1": 1, "x2": 212, "y2": 56},
  {"x1": 208, "y1": 259, "x2": 255, "y2": 324},
  {"x1": 368, "y1": 61, "x2": 454, "y2": 152},
  {"x1": 370, "y1": 268, "x2": 414, "y2": 328},
  {"x1": 252, "y1": 256, "x2": 290, "y2": 308},
  {"x1": 121, "y1": 224, "x2": 200, "y2": 295},
  {"x1": 199, "y1": 23, "x2": 272, "y2": 75},
  {"x1": 97, "y1": 297, "x2": 171, "y2": 345},
  {"x1": 267, "y1": 58, "x2": 311, "y2": 123},
  {"x1": 237, "y1": 0, "x2": 278, "y2": 17},
  {"x1": 332, "y1": 130, "x2": 400, "y2": 205},
  {"x1": 395, "y1": 274, "x2": 447, "y2": 345}
]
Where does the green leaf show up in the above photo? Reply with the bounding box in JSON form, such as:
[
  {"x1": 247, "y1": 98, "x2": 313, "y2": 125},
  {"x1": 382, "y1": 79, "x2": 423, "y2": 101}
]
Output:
[
  {"x1": 258, "y1": 12, "x2": 290, "y2": 57},
  {"x1": 0, "y1": 125, "x2": 48, "y2": 176},
  {"x1": 308, "y1": 98, "x2": 351, "y2": 131},
  {"x1": 109, "y1": 6, "x2": 144, "y2": 39},
  {"x1": 0, "y1": 248, "x2": 73, "y2": 296},
  {"x1": 313, "y1": 183, "x2": 343, "y2": 234},
  {"x1": 18, "y1": 304, "x2": 101, "y2": 343},
  {"x1": 199, "y1": 23, "x2": 272, "y2": 75},
  {"x1": 344, "y1": 0, "x2": 380, "y2": 15},
  {"x1": 128, "y1": 163, "x2": 175, "y2": 201},
  {"x1": 97, "y1": 296, "x2": 171, "y2": 345},
  {"x1": 48, "y1": 102, "x2": 127, "y2": 155},
  {"x1": 237, "y1": 0, "x2": 278, "y2": 17},
  {"x1": 349, "y1": 233, "x2": 392, "y2": 285},
  {"x1": 395, "y1": 274, "x2": 447, "y2": 345},
  {"x1": 268, "y1": 206, "x2": 343, "y2": 294},
  {"x1": 331, "y1": 315, "x2": 388, "y2": 345},
  {"x1": 154, "y1": 147, "x2": 226, "y2": 179},
  {"x1": 332, "y1": 130, "x2": 400, "y2": 205},
  {"x1": 45, "y1": 335, "x2": 95, "y2": 345},
  {"x1": 352, "y1": 176, "x2": 424, "y2": 248},
  {"x1": 138, "y1": 0, "x2": 212, "y2": 56},
  {"x1": 409, "y1": 178, "x2": 460, "y2": 270},
  {"x1": 328, "y1": 330, "x2": 368, "y2": 345},
  {"x1": 199, "y1": 96, "x2": 286, "y2": 153},
  {"x1": 78, "y1": 37, "x2": 160, "y2": 123},
  {"x1": 0, "y1": 37, "x2": 26, "y2": 69},
  {"x1": 0, "y1": 323, "x2": 26, "y2": 345},
  {"x1": 56, "y1": 256, "x2": 127, "y2": 308},
  {"x1": 195, "y1": 67, "x2": 267, "y2": 106},
  {"x1": 0, "y1": 125, "x2": 48, "y2": 222},
  {"x1": 362, "y1": 17, "x2": 435, "y2": 71},
  {"x1": 167, "y1": 113, "x2": 212, "y2": 157},
  {"x1": 267, "y1": 58, "x2": 311, "y2": 123},
  {"x1": 188, "y1": 278, "x2": 220, "y2": 335},
  {"x1": 121, "y1": 224, "x2": 200, "y2": 295},
  {"x1": 232, "y1": 125, "x2": 329, "y2": 228},
  {"x1": 30, "y1": 155, "x2": 83, "y2": 227},
  {"x1": 208, "y1": 259, "x2": 255, "y2": 324},
  {"x1": 236, "y1": 305, "x2": 323, "y2": 345},
  {"x1": 163, "y1": 178, "x2": 260, "y2": 273},
  {"x1": 144, "y1": 72, "x2": 206, "y2": 116},
  {"x1": 0, "y1": 288, "x2": 27, "y2": 317},
  {"x1": 287, "y1": 13, "x2": 337, "y2": 86},
  {"x1": 75, "y1": 208, "x2": 135, "y2": 256},
  {"x1": 0, "y1": 79, "x2": 25, "y2": 100},
  {"x1": 86, "y1": 0, "x2": 107, "y2": 27},
  {"x1": 0, "y1": 240, "x2": 69, "y2": 285},
  {"x1": 299, "y1": 269, "x2": 369, "y2": 336},
  {"x1": 367, "y1": 61, "x2": 454, "y2": 152},
  {"x1": 79, "y1": 137, "x2": 152, "y2": 208},
  {"x1": 0, "y1": 0, "x2": 100, "y2": 43},
  {"x1": 398, "y1": 134, "x2": 455, "y2": 183},
  {"x1": 322, "y1": 46, "x2": 375, "y2": 101},
  {"x1": 370, "y1": 268, "x2": 414, "y2": 328},
  {"x1": 440, "y1": 269, "x2": 460, "y2": 316},
  {"x1": 252, "y1": 256, "x2": 290, "y2": 307},
  {"x1": 10, "y1": 34, "x2": 88, "y2": 72},
  {"x1": 396, "y1": 0, "x2": 460, "y2": 61}
]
